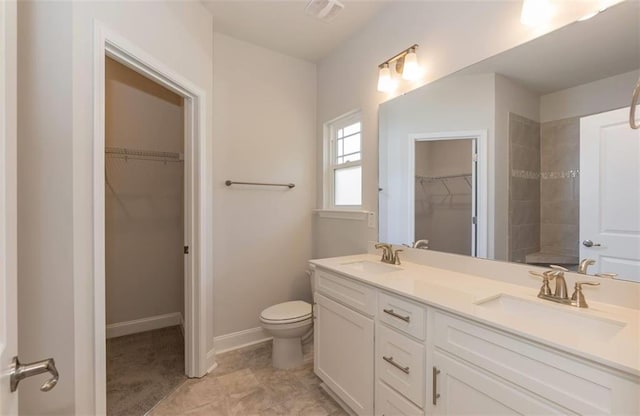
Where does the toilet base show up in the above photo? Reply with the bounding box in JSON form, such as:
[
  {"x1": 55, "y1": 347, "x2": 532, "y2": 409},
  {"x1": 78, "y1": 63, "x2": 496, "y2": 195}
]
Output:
[{"x1": 272, "y1": 337, "x2": 303, "y2": 369}]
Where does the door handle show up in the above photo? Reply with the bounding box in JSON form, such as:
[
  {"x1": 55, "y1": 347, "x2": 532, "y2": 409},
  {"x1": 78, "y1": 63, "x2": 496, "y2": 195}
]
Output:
[
  {"x1": 582, "y1": 240, "x2": 601, "y2": 248},
  {"x1": 9, "y1": 356, "x2": 59, "y2": 393},
  {"x1": 432, "y1": 366, "x2": 441, "y2": 405}
]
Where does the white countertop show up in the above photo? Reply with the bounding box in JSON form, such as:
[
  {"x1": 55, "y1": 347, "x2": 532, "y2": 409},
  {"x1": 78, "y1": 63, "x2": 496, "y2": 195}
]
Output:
[{"x1": 310, "y1": 253, "x2": 640, "y2": 378}]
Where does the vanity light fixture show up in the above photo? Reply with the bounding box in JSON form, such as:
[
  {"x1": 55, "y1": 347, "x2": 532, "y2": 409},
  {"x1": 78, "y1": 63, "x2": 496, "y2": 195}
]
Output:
[
  {"x1": 520, "y1": 0, "x2": 552, "y2": 26},
  {"x1": 377, "y1": 63, "x2": 392, "y2": 92},
  {"x1": 377, "y1": 44, "x2": 419, "y2": 92}
]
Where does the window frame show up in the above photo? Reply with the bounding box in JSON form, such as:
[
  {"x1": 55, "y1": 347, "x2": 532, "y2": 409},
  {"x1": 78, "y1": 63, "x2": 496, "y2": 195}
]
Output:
[{"x1": 324, "y1": 110, "x2": 363, "y2": 209}]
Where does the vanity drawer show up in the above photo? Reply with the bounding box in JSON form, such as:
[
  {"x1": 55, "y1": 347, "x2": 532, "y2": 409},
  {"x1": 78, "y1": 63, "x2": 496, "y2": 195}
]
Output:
[
  {"x1": 315, "y1": 268, "x2": 376, "y2": 315},
  {"x1": 376, "y1": 380, "x2": 424, "y2": 416},
  {"x1": 376, "y1": 323, "x2": 425, "y2": 407},
  {"x1": 378, "y1": 291, "x2": 426, "y2": 340},
  {"x1": 433, "y1": 311, "x2": 620, "y2": 415}
]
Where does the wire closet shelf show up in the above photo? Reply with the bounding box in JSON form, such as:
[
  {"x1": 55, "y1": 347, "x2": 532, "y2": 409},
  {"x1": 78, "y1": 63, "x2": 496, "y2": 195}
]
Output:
[{"x1": 105, "y1": 146, "x2": 183, "y2": 163}]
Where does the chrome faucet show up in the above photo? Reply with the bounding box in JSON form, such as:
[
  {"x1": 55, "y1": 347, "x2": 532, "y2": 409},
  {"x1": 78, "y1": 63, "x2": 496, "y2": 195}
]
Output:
[
  {"x1": 375, "y1": 243, "x2": 403, "y2": 265},
  {"x1": 578, "y1": 258, "x2": 596, "y2": 274},
  {"x1": 529, "y1": 265, "x2": 600, "y2": 308},
  {"x1": 412, "y1": 239, "x2": 429, "y2": 249}
]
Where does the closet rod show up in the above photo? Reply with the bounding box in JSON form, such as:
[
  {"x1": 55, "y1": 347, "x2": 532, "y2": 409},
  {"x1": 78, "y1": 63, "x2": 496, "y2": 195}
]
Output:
[
  {"x1": 417, "y1": 173, "x2": 472, "y2": 181},
  {"x1": 105, "y1": 146, "x2": 183, "y2": 161},
  {"x1": 225, "y1": 180, "x2": 295, "y2": 189}
]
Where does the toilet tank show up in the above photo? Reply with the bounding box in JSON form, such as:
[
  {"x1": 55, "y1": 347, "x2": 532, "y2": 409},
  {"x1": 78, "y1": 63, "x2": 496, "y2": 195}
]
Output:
[{"x1": 307, "y1": 266, "x2": 316, "y2": 302}]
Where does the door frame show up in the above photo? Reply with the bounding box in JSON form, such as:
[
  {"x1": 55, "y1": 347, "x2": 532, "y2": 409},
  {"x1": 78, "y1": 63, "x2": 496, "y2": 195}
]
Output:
[
  {"x1": 0, "y1": 0, "x2": 18, "y2": 413},
  {"x1": 407, "y1": 130, "x2": 488, "y2": 258},
  {"x1": 92, "y1": 23, "x2": 209, "y2": 413}
]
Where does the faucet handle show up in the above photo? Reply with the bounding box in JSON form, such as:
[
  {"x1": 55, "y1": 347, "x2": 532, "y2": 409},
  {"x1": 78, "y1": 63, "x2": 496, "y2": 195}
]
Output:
[
  {"x1": 596, "y1": 272, "x2": 617, "y2": 279},
  {"x1": 375, "y1": 242, "x2": 393, "y2": 263},
  {"x1": 571, "y1": 281, "x2": 600, "y2": 308},
  {"x1": 549, "y1": 264, "x2": 568, "y2": 274},
  {"x1": 529, "y1": 270, "x2": 554, "y2": 296},
  {"x1": 393, "y1": 249, "x2": 403, "y2": 265}
]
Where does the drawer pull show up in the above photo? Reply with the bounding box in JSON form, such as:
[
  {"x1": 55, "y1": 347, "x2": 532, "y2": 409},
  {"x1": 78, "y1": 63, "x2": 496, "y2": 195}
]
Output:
[
  {"x1": 383, "y1": 355, "x2": 410, "y2": 374},
  {"x1": 383, "y1": 308, "x2": 410, "y2": 322},
  {"x1": 432, "y1": 366, "x2": 441, "y2": 405}
]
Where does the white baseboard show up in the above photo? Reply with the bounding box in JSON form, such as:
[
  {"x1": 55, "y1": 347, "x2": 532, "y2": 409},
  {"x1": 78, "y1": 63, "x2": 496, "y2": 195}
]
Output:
[
  {"x1": 213, "y1": 327, "x2": 272, "y2": 354},
  {"x1": 106, "y1": 312, "x2": 183, "y2": 339},
  {"x1": 206, "y1": 348, "x2": 218, "y2": 374}
]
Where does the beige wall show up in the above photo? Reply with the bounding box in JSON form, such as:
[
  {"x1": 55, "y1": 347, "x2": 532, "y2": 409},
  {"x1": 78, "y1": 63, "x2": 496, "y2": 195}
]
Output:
[
  {"x1": 540, "y1": 69, "x2": 639, "y2": 122},
  {"x1": 315, "y1": 0, "x2": 602, "y2": 259},
  {"x1": 212, "y1": 33, "x2": 317, "y2": 338},
  {"x1": 105, "y1": 58, "x2": 184, "y2": 326}
]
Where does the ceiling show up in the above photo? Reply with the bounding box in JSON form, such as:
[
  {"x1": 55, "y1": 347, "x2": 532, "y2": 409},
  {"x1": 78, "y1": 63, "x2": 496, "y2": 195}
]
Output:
[
  {"x1": 456, "y1": 0, "x2": 639, "y2": 94},
  {"x1": 201, "y1": 0, "x2": 389, "y2": 62}
]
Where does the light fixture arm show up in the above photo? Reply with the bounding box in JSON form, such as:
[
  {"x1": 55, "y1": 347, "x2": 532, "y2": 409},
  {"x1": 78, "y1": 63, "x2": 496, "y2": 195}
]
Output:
[{"x1": 378, "y1": 44, "x2": 419, "y2": 68}]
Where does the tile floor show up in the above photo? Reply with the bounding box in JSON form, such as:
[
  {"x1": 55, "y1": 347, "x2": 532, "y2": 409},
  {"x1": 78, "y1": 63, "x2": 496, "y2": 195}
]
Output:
[
  {"x1": 107, "y1": 326, "x2": 186, "y2": 416},
  {"x1": 149, "y1": 340, "x2": 347, "y2": 416}
]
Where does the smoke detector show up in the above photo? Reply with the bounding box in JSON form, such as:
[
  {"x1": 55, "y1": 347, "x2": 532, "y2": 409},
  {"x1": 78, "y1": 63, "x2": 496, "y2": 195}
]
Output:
[{"x1": 305, "y1": 0, "x2": 344, "y2": 22}]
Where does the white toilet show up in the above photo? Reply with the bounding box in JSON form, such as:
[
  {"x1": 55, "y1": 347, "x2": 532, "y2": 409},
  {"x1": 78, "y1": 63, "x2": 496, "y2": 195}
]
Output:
[{"x1": 260, "y1": 300, "x2": 313, "y2": 369}]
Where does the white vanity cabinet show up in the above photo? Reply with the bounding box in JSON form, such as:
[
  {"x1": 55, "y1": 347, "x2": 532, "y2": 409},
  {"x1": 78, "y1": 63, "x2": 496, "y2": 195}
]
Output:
[
  {"x1": 312, "y1": 265, "x2": 640, "y2": 416},
  {"x1": 431, "y1": 311, "x2": 640, "y2": 415},
  {"x1": 375, "y1": 291, "x2": 427, "y2": 415},
  {"x1": 314, "y1": 269, "x2": 375, "y2": 416},
  {"x1": 431, "y1": 351, "x2": 567, "y2": 415}
]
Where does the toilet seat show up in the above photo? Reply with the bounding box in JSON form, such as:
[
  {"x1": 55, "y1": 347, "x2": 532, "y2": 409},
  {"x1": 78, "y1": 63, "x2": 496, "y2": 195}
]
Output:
[{"x1": 260, "y1": 301, "x2": 311, "y2": 324}]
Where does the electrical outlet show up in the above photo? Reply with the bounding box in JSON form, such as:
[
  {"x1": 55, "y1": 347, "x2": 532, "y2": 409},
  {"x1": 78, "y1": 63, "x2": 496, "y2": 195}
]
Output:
[{"x1": 367, "y1": 212, "x2": 376, "y2": 228}]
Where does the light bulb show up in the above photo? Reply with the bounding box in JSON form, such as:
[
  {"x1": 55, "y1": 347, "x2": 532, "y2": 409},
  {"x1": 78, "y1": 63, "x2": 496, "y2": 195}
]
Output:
[
  {"x1": 520, "y1": 0, "x2": 552, "y2": 27},
  {"x1": 402, "y1": 48, "x2": 419, "y2": 81},
  {"x1": 377, "y1": 63, "x2": 392, "y2": 92}
]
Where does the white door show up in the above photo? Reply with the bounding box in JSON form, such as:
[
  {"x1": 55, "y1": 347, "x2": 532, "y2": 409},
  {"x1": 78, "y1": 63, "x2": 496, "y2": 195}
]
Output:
[
  {"x1": 1, "y1": 1, "x2": 18, "y2": 413},
  {"x1": 580, "y1": 107, "x2": 640, "y2": 281}
]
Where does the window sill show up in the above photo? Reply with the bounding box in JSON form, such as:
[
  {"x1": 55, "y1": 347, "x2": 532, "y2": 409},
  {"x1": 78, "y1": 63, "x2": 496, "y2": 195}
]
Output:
[{"x1": 313, "y1": 209, "x2": 370, "y2": 220}]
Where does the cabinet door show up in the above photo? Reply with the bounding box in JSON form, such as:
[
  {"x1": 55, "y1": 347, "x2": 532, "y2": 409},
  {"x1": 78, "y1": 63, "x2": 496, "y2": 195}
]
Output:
[
  {"x1": 315, "y1": 293, "x2": 374, "y2": 416},
  {"x1": 432, "y1": 351, "x2": 569, "y2": 415},
  {"x1": 376, "y1": 381, "x2": 424, "y2": 416}
]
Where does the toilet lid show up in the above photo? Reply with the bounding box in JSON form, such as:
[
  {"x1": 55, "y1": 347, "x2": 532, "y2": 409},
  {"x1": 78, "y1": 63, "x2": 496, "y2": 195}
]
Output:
[{"x1": 260, "y1": 301, "x2": 312, "y2": 322}]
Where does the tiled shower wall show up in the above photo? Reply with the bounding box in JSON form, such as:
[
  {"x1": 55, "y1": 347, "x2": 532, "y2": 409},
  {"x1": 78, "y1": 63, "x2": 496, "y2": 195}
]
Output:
[
  {"x1": 539, "y1": 117, "x2": 580, "y2": 258},
  {"x1": 508, "y1": 113, "x2": 541, "y2": 262}
]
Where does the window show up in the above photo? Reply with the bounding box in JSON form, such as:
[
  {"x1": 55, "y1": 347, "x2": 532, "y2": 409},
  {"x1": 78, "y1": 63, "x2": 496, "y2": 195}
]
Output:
[{"x1": 325, "y1": 112, "x2": 362, "y2": 208}]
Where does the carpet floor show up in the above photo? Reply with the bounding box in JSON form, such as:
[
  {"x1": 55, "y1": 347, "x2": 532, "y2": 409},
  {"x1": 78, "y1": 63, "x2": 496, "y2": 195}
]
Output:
[{"x1": 107, "y1": 326, "x2": 186, "y2": 416}]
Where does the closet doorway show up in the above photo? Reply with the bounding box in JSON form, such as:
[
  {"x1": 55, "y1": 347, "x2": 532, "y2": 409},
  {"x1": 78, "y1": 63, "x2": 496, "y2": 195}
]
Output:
[
  {"x1": 408, "y1": 131, "x2": 488, "y2": 257},
  {"x1": 93, "y1": 29, "x2": 210, "y2": 416},
  {"x1": 104, "y1": 57, "x2": 186, "y2": 415}
]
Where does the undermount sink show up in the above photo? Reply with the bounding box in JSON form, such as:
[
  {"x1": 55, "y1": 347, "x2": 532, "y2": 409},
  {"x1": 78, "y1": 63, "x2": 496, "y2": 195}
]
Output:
[
  {"x1": 340, "y1": 260, "x2": 402, "y2": 274},
  {"x1": 475, "y1": 294, "x2": 627, "y2": 338}
]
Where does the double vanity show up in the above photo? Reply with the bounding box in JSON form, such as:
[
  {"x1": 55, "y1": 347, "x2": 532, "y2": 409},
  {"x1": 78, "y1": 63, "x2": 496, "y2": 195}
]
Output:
[{"x1": 309, "y1": 249, "x2": 639, "y2": 415}]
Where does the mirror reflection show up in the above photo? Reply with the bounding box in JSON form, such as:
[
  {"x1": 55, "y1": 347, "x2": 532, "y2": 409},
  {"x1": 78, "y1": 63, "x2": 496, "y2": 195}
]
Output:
[{"x1": 378, "y1": 1, "x2": 640, "y2": 282}]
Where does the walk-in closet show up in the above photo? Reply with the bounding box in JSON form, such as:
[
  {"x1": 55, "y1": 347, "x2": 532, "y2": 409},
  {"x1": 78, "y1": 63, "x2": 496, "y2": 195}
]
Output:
[
  {"x1": 104, "y1": 57, "x2": 186, "y2": 416},
  {"x1": 414, "y1": 139, "x2": 475, "y2": 256}
]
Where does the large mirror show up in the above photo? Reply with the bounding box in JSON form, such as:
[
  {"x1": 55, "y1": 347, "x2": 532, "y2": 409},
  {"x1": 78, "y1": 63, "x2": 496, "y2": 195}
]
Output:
[{"x1": 379, "y1": 1, "x2": 640, "y2": 282}]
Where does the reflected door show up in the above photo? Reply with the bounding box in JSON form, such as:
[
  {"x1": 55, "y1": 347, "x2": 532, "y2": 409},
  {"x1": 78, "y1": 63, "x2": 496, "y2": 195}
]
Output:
[{"x1": 580, "y1": 107, "x2": 640, "y2": 281}]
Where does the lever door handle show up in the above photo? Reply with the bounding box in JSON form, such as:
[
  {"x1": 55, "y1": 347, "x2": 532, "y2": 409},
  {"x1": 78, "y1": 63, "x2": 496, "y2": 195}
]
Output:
[
  {"x1": 10, "y1": 356, "x2": 59, "y2": 393},
  {"x1": 582, "y1": 240, "x2": 601, "y2": 247}
]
